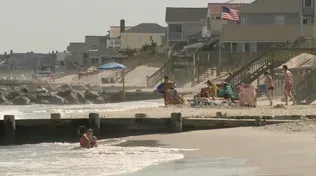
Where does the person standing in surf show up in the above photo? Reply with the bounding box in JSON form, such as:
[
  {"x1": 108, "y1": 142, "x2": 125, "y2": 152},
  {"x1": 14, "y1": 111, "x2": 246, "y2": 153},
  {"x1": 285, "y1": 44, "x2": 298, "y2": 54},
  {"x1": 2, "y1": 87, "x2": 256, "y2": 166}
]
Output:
[
  {"x1": 264, "y1": 71, "x2": 274, "y2": 106},
  {"x1": 282, "y1": 65, "x2": 296, "y2": 105},
  {"x1": 77, "y1": 126, "x2": 90, "y2": 149},
  {"x1": 87, "y1": 129, "x2": 98, "y2": 148}
]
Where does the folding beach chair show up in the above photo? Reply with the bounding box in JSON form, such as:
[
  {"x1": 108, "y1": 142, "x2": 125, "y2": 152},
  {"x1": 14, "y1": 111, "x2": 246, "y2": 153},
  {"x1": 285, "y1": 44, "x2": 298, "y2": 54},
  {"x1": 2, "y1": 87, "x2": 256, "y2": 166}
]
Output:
[{"x1": 225, "y1": 85, "x2": 239, "y2": 101}]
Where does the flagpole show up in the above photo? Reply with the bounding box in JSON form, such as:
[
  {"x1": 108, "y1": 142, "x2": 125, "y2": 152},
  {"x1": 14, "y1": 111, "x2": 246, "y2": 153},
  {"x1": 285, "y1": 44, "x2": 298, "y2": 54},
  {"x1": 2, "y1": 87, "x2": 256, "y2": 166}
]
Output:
[
  {"x1": 299, "y1": 0, "x2": 303, "y2": 37},
  {"x1": 217, "y1": 10, "x2": 222, "y2": 77},
  {"x1": 314, "y1": 0, "x2": 316, "y2": 47}
]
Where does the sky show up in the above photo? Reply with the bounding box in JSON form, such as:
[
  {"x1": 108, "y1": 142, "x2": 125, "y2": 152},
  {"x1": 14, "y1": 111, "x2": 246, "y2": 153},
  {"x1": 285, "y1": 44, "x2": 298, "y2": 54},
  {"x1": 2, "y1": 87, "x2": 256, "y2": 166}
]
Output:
[{"x1": 0, "y1": 0, "x2": 229, "y2": 53}]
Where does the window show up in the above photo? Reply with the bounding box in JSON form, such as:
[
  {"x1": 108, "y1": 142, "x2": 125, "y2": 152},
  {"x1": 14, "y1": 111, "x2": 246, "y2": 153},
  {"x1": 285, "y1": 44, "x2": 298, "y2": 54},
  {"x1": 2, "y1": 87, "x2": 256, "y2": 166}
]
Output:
[
  {"x1": 250, "y1": 43, "x2": 257, "y2": 52},
  {"x1": 245, "y1": 43, "x2": 250, "y2": 52},
  {"x1": 303, "y1": 18, "x2": 308, "y2": 24},
  {"x1": 304, "y1": 0, "x2": 312, "y2": 7},
  {"x1": 168, "y1": 24, "x2": 182, "y2": 32},
  {"x1": 232, "y1": 43, "x2": 237, "y2": 52},
  {"x1": 240, "y1": 16, "x2": 247, "y2": 24},
  {"x1": 303, "y1": 16, "x2": 312, "y2": 24},
  {"x1": 83, "y1": 53, "x2": 88, "y2": 58},
  {"x1": 275, "y1": 15, "x2": 285, "y2": 24},
  {"x1": 211, "y1": 15, "x2": 221, "y2": 20},
  {"x1": 102, "y1": 57, "x2": 106, "y2": 64}
]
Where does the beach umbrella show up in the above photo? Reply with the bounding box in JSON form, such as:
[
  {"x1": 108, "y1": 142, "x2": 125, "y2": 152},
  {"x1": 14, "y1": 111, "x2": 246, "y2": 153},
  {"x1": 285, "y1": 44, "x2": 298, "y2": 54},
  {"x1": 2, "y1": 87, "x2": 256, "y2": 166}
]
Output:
[
  {"x1": 98, "y1": 62, "x2": 128, "y2": 100},
  {"x1": 98, "y1": 62, "x2": 127, "y2": 70}
]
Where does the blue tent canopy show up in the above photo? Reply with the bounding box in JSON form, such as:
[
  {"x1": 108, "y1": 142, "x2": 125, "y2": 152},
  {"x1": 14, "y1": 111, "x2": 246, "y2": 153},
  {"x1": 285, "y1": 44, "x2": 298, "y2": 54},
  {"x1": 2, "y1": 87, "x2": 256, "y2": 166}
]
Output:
[{"x1": 98, "y1": 62, "x2": 127, "y2": 70}]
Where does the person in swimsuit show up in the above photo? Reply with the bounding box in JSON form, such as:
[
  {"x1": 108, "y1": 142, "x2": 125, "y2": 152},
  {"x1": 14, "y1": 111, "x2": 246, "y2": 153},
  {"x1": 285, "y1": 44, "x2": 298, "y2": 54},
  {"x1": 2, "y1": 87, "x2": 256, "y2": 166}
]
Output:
[
  {"x1": 77, "y1": 126, "x2": 90, "y2": 149},
  {"x1": 154, "y1": 76, "x2": 175, "y2": 105},
  {"x1": 87, "y1": 129, "x2": 98, "y2": 148},
  {"x1": 282, "y1": 65, "x2": 296, "y2": 105},
  {"x1": 264, "y1": 71, "x2": 274, "y2": 106},
  {"x1": 205, "y1": 80, "x2": 217, "y2": 100}
]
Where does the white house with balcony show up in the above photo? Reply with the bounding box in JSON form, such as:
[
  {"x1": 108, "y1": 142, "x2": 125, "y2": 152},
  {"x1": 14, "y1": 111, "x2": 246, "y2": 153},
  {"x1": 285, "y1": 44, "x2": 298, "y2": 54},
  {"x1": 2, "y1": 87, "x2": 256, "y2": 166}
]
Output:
[{"x1": 106, "y1": 25, "x2": 132, "y2": 49}]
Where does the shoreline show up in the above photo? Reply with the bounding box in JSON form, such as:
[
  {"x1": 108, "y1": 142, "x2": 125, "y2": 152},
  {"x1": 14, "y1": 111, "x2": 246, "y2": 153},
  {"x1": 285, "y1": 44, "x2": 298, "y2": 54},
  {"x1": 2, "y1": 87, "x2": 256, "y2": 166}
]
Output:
[{"x1": 122, "y1": 126, "x2": 316, "y2": 175}]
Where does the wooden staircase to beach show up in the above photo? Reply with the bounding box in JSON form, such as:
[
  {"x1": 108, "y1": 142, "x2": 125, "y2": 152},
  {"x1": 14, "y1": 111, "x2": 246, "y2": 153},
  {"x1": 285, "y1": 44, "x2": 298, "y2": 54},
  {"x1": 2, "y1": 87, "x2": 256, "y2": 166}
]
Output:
[
  {"x1": 295, "y1": 69, "x2": 316, "y2": 104},
  {"x1": 224, "y1": 37, "x2": 316, "y2": 88},
  {"x1": 146, "y1": 59, "x2": 173, "y2": 88}
]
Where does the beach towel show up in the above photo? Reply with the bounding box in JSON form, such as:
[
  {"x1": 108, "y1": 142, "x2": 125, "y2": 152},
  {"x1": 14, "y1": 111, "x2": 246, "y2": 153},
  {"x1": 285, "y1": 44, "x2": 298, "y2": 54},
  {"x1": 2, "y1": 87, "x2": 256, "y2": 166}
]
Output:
[
  {"x1": 239, "y1": 84, "x2": 256, "y2": 107},
  {"x1": 226, "y1": 85, "x2": 238, "y2": 100}
]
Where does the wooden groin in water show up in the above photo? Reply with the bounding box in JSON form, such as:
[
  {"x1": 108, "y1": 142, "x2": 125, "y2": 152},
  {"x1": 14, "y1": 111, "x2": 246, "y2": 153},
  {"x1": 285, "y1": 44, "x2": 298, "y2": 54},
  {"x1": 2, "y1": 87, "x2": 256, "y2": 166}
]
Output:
[{"x1": 0, "y1": 113, "x2": 313, "y2": 145}]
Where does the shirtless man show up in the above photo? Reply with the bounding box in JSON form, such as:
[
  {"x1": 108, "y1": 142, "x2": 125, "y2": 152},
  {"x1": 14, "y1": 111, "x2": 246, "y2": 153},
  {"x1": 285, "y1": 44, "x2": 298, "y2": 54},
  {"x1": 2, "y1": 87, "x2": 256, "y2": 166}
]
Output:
[{"x1": 282, "y1": 65, "x2": 296, "y2": 105}]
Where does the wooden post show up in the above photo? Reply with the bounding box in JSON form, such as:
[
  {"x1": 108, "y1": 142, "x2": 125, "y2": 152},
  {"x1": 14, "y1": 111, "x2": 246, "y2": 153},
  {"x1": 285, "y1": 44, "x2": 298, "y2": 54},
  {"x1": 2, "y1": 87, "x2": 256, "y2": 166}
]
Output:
[
  {"x1": 89, "y1": 113, "x2": 100, "y2": 135},
  {"x1": 51, "y1": 113, "x2": 61, "y2": 121},
  {"x1": 3, "y1": 115, "x2": 15, "y2": 144},
  {"x1": 50, "y1": 113, "x2": 61, "y2": 135},
  {"x1": 255, "y1": 116, "x2": 262, "y2": 126},
  {"x1": 171, "y1": 113, "x2": 182, "y2": 133}
]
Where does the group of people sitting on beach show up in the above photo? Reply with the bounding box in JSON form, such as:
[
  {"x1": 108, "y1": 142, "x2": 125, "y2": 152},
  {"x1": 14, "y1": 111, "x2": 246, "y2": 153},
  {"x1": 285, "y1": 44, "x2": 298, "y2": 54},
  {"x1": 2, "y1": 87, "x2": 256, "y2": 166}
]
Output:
[
  {"x1": 154, "y1": 76, "x2": 184, "y2": 105},
  {"x1": 77, "y1": 126, "x2": 98, "y2": 149},
  {"x1": 193, "y1": 80, "x2": 232, "y2": 101},
  {"x1": 153, "y1": 64, "x2": 296, "y2": 107}
]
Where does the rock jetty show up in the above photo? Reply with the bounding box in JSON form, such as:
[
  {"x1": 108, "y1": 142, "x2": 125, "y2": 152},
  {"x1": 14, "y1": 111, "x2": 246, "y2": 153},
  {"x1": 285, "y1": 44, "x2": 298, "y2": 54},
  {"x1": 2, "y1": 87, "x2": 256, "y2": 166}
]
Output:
[{"x1": 0, "y1": 84, "x2": 109, "y2": 105}]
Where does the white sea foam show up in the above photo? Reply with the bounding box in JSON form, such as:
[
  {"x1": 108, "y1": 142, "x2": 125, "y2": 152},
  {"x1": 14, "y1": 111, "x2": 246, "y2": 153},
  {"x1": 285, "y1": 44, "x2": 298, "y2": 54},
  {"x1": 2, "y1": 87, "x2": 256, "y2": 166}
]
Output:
[{"x1": 0, "y1": 139, "x2": 188, "y2": 176}]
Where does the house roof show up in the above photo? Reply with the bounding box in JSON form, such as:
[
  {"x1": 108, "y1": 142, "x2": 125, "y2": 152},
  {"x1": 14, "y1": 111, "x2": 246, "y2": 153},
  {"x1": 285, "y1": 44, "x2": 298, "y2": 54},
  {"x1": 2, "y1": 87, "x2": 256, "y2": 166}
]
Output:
[
  {"x1": 123, "y1": 23, "x2": 165, "y2": 33},
  {"x1": 208, "y1": 3, "x2": 248, "y2": 15},
  {"x1": 165, "y1": 7, "x2": 207, "y2": 22},
  {"x1": 239, "y1": 0, "x2": 300, "y2": 14},
  {"x1": 220, "y1": 24, "x2": 314, "y2": 42},
  {"x1": 226, "y1": 0, "x2": 255, "y2": 3}
]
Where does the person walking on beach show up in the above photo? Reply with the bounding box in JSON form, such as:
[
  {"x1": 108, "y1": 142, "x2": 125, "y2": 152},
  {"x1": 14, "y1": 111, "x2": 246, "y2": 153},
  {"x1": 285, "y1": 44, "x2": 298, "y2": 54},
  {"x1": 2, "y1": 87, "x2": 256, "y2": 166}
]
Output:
[
  {"x1": 87, "y1": 129, "x2": 98, "y2": 148},
  {"x1": 77, "y1": 126, "x2": 90, "y2": 149},
  {"x1": 282, "y1": 65, "x2": 296, "y2": 105},
  {"x1": 264, "y1": 71, "x2": 274, "y2": 106}
]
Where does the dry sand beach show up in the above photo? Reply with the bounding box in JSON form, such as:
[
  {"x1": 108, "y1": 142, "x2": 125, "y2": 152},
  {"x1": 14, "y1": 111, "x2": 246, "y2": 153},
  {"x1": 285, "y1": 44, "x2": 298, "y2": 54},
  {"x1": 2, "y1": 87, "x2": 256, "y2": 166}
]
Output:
[
  {"x1": 99, "y1": 98, "x2": 316, "y2": 118},
  {"x1": 123, "y1": 121, "x2": 316, "y2": 175}
]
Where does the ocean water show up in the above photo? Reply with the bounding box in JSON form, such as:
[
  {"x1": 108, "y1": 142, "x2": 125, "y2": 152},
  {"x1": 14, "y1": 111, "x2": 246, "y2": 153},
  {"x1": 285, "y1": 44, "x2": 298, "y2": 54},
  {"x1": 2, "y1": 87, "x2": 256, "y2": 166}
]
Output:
[
  {"x1": 0, "y1": 100, "x2": 162, "y2": 119},
  {"x1": 0, "y1": 138, "x2": 258, "y2": 176},
  {"x1": 126, "y1": 157, "x2": 258, "y2": 176},
  {"x1": 0, "y1": 139, "x2": 190, "y2": 176}
]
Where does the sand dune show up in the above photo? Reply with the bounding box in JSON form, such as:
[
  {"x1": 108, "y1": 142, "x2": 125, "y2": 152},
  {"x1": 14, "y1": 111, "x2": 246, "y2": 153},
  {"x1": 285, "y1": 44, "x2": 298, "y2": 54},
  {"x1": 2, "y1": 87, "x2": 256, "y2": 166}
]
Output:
[{"x1": 124, "y1": 66, "x2": 160, "y2": 86}]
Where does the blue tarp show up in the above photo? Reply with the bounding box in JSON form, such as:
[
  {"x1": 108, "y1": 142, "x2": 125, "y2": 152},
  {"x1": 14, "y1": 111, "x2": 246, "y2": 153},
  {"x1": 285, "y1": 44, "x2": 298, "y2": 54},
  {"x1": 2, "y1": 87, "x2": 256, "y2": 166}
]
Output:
[{"x1": 97, "y1": 62, "x2": 127, "y2": 70}]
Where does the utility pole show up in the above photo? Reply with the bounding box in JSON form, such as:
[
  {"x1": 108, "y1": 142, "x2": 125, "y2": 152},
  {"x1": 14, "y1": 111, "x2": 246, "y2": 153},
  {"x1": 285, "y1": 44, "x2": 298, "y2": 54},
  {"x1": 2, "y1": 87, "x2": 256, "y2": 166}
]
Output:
[
  {"x1": 314, "y1": 0, "x2": 316, "y2": 47},
  {"x1": 299, "y1": 0, "x2": 304, "y2": 37}
]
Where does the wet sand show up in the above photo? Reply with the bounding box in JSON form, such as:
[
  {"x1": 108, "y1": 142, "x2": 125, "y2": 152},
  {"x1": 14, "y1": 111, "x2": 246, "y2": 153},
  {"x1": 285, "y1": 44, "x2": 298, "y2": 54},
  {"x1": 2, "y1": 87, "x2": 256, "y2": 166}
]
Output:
[{"x1": 124, "y1": 126, "x2": 316, "y2": 175}]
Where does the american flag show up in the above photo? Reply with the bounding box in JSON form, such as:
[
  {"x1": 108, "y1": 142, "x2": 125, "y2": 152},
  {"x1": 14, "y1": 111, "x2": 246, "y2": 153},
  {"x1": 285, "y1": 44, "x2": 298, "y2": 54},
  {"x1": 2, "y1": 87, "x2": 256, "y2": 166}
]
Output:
[{"x1": 221, "y1": 6, "x2": 239, "y2": 21}]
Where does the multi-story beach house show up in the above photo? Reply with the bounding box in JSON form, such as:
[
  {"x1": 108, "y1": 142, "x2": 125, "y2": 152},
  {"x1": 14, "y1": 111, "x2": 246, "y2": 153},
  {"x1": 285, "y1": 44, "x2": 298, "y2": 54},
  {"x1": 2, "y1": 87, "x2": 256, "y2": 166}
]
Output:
[
  {"x1": 0, "y1": 50, "x2": 57, "y2": 72},
  {"x1": 120, "y1": 23, "x2": 166, "y2": 49},
  {"x1": 165, "y1": 7, "x2": 208, "y2": 47},
  {"x1": 220, "y1": 0, "x2": 315, "y2": 53},
  {"x1": 106, "y1": 20, "x2": 132, "y2": 49},
  {"x1": 65, "y1": 42, "x2": 87, "y2": 68}
]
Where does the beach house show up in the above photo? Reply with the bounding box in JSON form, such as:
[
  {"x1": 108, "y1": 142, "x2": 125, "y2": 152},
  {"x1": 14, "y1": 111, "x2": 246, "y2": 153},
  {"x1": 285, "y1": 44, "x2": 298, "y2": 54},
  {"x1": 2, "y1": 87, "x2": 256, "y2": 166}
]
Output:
[
  {"x1": 120, "y1": 23, "x2": 166, "y2": 49},
  {"x1": 165, "y1": 7, "x2": 208, "y2": 47},
  {"x1": 106, "y1": 20, "x2": 132, "y2": 49},
  {"x1": 220, "y1": 0, "x2": 315, "y2": 53}
]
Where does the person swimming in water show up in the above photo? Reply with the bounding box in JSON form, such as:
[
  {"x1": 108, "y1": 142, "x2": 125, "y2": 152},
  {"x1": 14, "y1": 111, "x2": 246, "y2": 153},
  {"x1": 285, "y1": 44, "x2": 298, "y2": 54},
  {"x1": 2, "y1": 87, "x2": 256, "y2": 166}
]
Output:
[
  {"x1": 77, "y1": 126, "x2": 90, "y2": 149},
  {"x1": 87, "y1": 129, "x2": 98, "y2": 148}
]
